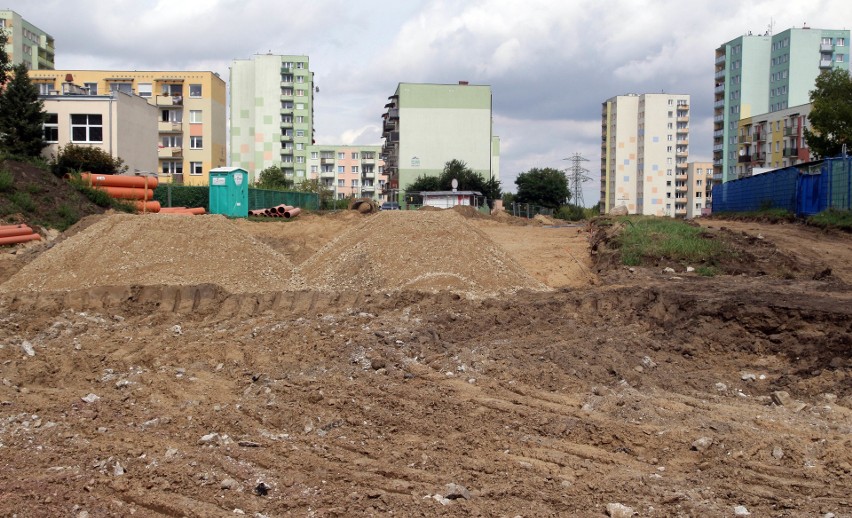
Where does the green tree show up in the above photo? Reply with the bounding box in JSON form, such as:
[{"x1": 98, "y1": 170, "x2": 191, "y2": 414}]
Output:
[
  {"x1": 295, "y1": 178, "x2": 334, "y2": 209},
  {"x1": 256, "y1": 165, "x2": 294, "y2": 190},
  {"x1": 405, "y1": 159, "x2": 502, "y2": 207},
  {"x1": 0, "y1": 62, "x2": 47, "y2": 157},
  {"x1": 0, "y1": 32, "x2": 10, "y2": 87},
  {"x1": 804, "y1": 68, "x2": 852, "y2": 159},
  {"x1": 514, "y1": 167, "x2": 570, "y2": 209},
  {"x1": 51, "y1": 144, "x2": 128, "y2": 177}
]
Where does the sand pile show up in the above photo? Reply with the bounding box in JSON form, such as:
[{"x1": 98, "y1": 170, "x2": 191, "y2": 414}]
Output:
[
  {"x1": 298, "y1": 210, "x2": 548, "y2": 295},
  {"x1": 1, "y1": 214, "x2": 299, "y2": 294}
]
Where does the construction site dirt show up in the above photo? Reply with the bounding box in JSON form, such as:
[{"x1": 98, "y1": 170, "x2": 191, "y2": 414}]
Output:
[{"x1": 0, "y1": 209, "x2": 850, "y2": 517}]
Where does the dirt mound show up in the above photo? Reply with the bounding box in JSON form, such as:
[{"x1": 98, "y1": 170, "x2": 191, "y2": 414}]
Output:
[
  {"x1": 1, "y1": 213, "x2": 300, "y2": 294},
  {"x1": 298, "y1": 210, "x2": 548, "y2": 295},
  {"x1": 0, "y1": 159, "x2": 105, "y2": 231},
  {"x1": 450, "y1": 204, "x2": 487, "y2": 219}
]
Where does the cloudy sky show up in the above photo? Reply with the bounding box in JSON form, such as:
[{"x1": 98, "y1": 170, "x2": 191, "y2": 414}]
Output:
[{"x1": 7, "y1": 0, "x2": 852, "y2": 204}]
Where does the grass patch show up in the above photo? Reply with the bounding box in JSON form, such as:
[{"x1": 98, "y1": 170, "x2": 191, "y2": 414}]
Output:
[
  {"x1": 615, "y1": 216, "x2": 729, "y2": 266},
  {"x1": 696, "y1": 266, "x2": 719, "y2": 277},
  {"x1": 712, "y1": 208, "x2": 796, "y2": 223},
  {"x1": 0, "y1": 169, "x2": 13, "y2": 193},
  {"x1": 9, "y1": 191, "x2": 36, "y2": 212},
  {"x1": 807, "y1": 209, "x2": 852, "y2": 231},
  {"x1": 56, "y1": 204, "x2": 80, "y2": 231}
]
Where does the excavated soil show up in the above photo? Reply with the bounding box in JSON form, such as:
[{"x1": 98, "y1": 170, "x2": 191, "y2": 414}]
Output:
[{"x1": 0, "y1": 211, "x2": 850, "y2": 517}]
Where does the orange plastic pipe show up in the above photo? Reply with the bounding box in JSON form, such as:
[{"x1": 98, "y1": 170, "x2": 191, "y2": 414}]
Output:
[
  {"x1": 0, "y1": 226, "x2": 33, "y2": 238},
  {"x1": 284, "y1": 207, "x2": 301, "y2": 219},
  {"x1": 80, "y1": 173, "x2": 159, "y2": 189},
  {"x1": 0, "y1": 233, "x2": 41, "y2": 246},
  {"x1": 184, "y1": 207, "x2": 206, "y2": 215},
  {"x1": 133, "y1": 200, "x2": 161, "y2": 213},
  {"x1": 158, "y1": 206, "x2": 188, "y2": 212},
  {"x1": 0, "y1": 224, "x2": 29, "y2": 231},
  {"x1": 95, "y1": 186, "x2": 155, "y2": 200}
]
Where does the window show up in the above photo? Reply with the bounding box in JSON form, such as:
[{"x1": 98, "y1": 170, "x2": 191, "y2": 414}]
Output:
[
  {"x1": 282, "y1": 74, "x2": 293, "y2": 83},
  {"x1": 337, "y1": 166, "x2": 345, "y2": 174},
  {"x1": 190, "y1": 136, "x2": 202, "y2": 149},
  {"x1": 296, "y1": 116, "x2": 305, "y2": 123},
  {"x1": 43, "y1": 113, "x2": 58, "y2": 142},
  {"x1": 667, "y1": 146, "x2": 673, "y2": 152},
  {"x1": 378, "y1": 166, "x2": 383, "y2": 174},
  {"x1": 84, "y1": 82, "x2": 98, "y2": 95},
  {"x1": 838, "y1": 38, "x2": 846, "y2": 47},
  {"x1": 338, "y1": 152, "x2": 345, "y2": 159},
  {"x1": 668, "y1": 111, "x2": 673, "y2": 118},
  {"x1": 296, "y1": 75, "x2": 305, "y2": 83},
  {"x1": 162, "y1": 84, "x2": 182, "y2": 97},
  {"x1": 836, "y1": 54, "x2": 846, "y2": 62},
  {"x1": 296, "y1": 62, "x2": 304, "y2": 69},
  {"x1": 138, "y1": 83, "x2": 152, "y2": 97},
  {"x1": 667, "y1": 135, "x2": 673, "y2": 141},
  {"x1": 697, "y1": 180, "x2": 702, "y2": 186},
  {"x1": 110, "y1": 82, "x2": 132, "y2": 94},
  {"x1": 337, "y1": 179, "x2": 344, "y2": 187},
  {"x1": 282, "y1": 101, "x2": 293, "y2": 109},
  {"x1": 282, "y1": 155, "x2": 293, "y2": 163},
  {"x1": 36, "y1": 82, "x2": 53, "y2": 95},
  {"x1": 296, "y1": 130, "x2": 305, "y2": 137},
  {"x1": 71, "y1": 114, "x2": 103, "y2": 142},
  {"x1": 162, "y1": 136, "x2": 182, "y2": 147},
  {"x1": 351, "y1": 166, "x2": 359, "y2": 173},
  {"x1": 295, "y1": 103, "x2": 305, "y2": 110},
  {"x1": 696, "y1": 192, "x2": 702, "y2": 198},
  {"x1": 351, "y1": 152, "x2": 359, "y2": 159},
  {"x1": 310, "y1": 152, "x2": 318, "y2": 159},
  {"x1": 189, "y1": 110, "x2": 202, "y2": 123},
  {"x1": 296, "y1": 156, "x2": 305, "y2": 163},
  {"x1": 162, "y1": 109, "x2": 182, "y2": 123},
  {"x1": 190, "y1": 162, "x2": 203, "y2": 176},
  {"x1": 311, "y1": 165, "x2": 318, "y2": 173},
  {"x1": 162, "y1": 161, "x2": 183, "y2": 175},
  {"x1": 296, "y1": 143, "x2": 304, "y2": 150},
  {"x1": 189, "y1": 84, "x2": 202, "y2": 97},
  {"x1": 296, "y1": 89, "x2": 305, "y2": 96},
  {"x1": 351, "y1": 179, "x2": 359, "y2": 187}
]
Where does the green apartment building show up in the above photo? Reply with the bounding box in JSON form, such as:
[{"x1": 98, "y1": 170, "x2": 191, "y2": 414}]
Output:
[
  {"x1": 381, "y1": 82, "x2": 499, "y2": 200},
  {"x1": 714, "y1": 27, "x2": 849, "y2": 183},
  {"x1": 0, "y1": 9, "x2": 54, "y2": 70},
  {"x1": 230, "y1": 54, "x2": 314, "y2": 184}
]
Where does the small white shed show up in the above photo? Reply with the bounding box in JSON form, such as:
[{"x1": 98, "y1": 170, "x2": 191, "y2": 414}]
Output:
[{"x1": 421, "y1": 191, "x2": 483, "y2": 209}]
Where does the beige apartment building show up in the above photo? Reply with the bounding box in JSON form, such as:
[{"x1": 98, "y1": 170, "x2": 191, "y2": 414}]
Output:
[
  {"x1": 28, "y1": 70, "x2": 226, "y2": 186},
  {"x1": 601, "y1": 93, "x2": 690, "y2": 216},
  {"x1": 41, "y1": 86, "x2": 157, "y2": 174},
  {"x1": 686, "y1": 162, "x2": 713, "y2": 218},
  {"x1": 307, "y1": 145, "x2": 387, "y2": 201}
]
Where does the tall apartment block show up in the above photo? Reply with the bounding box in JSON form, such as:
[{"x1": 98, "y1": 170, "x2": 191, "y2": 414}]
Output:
[
  {"x1": 28, "y1": 70, "x2": 227, "y2": 186},
  {"x1": 686, "y1": 162, "x2": 713, "y2": 218},
  {"x1": 306, "y1": 145, "x2": 388, "y2": 201},
  {"x1": 380, "y1": 82, "x2": 499, "y2": 199},
  {"x1": 713, "y1": 27, "x2": 849, "y2": 183},
  {"x1": 0, "y1": 10, "x2": 54, "y2": 70},
  {"x1": 230, "y1": 54, "x2": 314, "y2": 184},
  {"x1": 600, "y1": 93, "x2": 690, "y2": 217}
]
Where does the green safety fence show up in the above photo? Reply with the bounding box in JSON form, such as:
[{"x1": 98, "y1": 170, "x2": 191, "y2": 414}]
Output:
[{"x1": 153, "y1": 185, "x2": 319, "y2": 211}]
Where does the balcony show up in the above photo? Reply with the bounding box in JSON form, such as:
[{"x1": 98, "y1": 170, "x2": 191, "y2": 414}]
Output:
[
  {"x1": 361, "y1": 157, "x2": 376, "y2": 165},
  {"x1": 386, "y1": 108, "x2": 399, "y2": 119},
  {"x1": 754, "y1": 153, "x2": 766, "y2": 162},
  {"x1": 738, "y1": 135, "x2": 751, "y2": 144},
  {"x1": 677, "y1": 139, "x2": 689, "y2": 146},
  {"x1": 676, "y1": 151, "x2": 688, "y2": 158},
  {"x1": 677, "y1": 115, "x2": 689, "y2": 123},
  {"x1": 714, "y1": 114, "x2": 725, "y2": 122},
  {"x1": 713, "y1": 129, "x2": 724, "y2": 138},
  {"x1": 738, "y1": 154, "x2": 752, "y2": 163},
  {"x1": 715, "y1": 84, "x2": 725, "y2": 94},
  {"x1": 754, "y1": 132, "x2": 765, "y2": 142},
  {"x1": 281, "y1": 134, "x2": 293, "y2": 142},
  {"x1": 677, "y1": 126, "x2": 689, "y2": 134},
  {"x1": 362, "y1": 184, "x2": 376, "y2": 192},
  {"x1": 783, "y1": 147, "x2": 798, "y2": 157},
  {"x1": 675, "y1": 208, "x2": 687, "y2": 216},
  {"x1": 714, "y1": 99, "x2": 725, "y2": 109},
  {"x1": 280, "y1": 120, "x2": 293, "y2": 129},
  {"x1": 675, "y1": 185, "x2": 688, "y2": 192},
  {"x1": 320, "y1": 158, "x2": 335, "y2": 165},
  {"x1": 280, "y1": 92, "x2": 294, "y2": 100},
  {"x1": 820, "y1": 59, "x2": 833, "y2": 68},
  {"x1": 676, "y1": 162, "x2": 688, "y2": 170},
  {"x1": 158, "y1": 121, "x2": 182, "y2": 133},
  {"x1": 386, "y1": 131, "x2": 400, "y2": 143},
  {"x1": 320, "y1": 170, "x2": 335, "y2": 179},
  {"x1": 784, "y1": 126, "x2": 797, "y2": 136},
  {"x1": 714, "y1": 69, "x2": 726, "y2": 80},
  {"x1": 715, "y1": 54, "x2": 726, "y2": 65},
  {"x1": 155, "y1": 95, "x2": 182, "y2": 107},
  {"x1": 821, "y1": 43, "x2": 834, "y2": 52},
  {"x1": 713, "y1": 144, "x2": 724, "y2": 152},
  {"x1": 158, "y1": 147, "x2": 182, "y2": 159}
]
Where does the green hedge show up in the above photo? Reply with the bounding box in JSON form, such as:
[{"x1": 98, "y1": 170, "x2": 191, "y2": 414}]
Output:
[{"x1": 153, "y1": 185, "x2": 208, "y2": 209}]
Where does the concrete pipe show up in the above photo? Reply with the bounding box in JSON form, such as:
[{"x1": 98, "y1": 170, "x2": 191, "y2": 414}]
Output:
[
  {"x1": 284, "y1": 207, "x2": 302, "y2": 219},
  {"x1": 0, "y1": 233, "x2": 41, "y2": 246}
]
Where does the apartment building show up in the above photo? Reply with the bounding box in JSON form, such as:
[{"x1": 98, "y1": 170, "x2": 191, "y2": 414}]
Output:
[
  {"x1": 230, "y1": 54, "x2": 314, "y2": 184},
  {"x1": 736, "y1": 103, "x2": 815, "y2": 177},
  {"x1": 307, "y1": 145, "x2": 387, "y2": 201},
  {"x1": 0, "y1": 10, "x2": 54, "y2": 70},
  {"x1": 713, "y1": 26, "x2": 849, "y2": 183},
  {"x1": 28, "y1": 70, "x2": 227, "y2": 186},
  {"x1": 686, "y1": 162, "x2": 713, "y2": 218},
  {"x1": 600, "y1": 93, "x2": 690, "y2": 217},
  {"x1": 40, "y1": 85, "x2": 157, "y2": 174},
  {"x1": 380, "y1": 82, "x2": 499, "y2": 200}
]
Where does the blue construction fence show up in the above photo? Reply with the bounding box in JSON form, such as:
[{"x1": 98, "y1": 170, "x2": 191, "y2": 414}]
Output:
[{"x1": 712, "y1": 156, "x2": 852, "y2": 216}]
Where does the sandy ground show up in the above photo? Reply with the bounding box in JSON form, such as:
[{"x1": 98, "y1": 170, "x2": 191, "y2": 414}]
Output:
[{"x1": 0, "y1": 212, "x2": 850, "y2": 517}]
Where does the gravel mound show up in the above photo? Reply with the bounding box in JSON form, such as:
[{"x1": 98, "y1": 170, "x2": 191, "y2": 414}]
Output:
[
  {"x1": 298, "y1": 210, "x2": 548, "y2": 295},
  {"x1": 1, "y1": 213, "x2": 300, "y2": 294}
]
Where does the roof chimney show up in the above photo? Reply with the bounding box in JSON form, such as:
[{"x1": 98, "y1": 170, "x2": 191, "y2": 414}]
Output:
[{"x1": 65, "y1": 73, "x2": 74, "y2": 82}]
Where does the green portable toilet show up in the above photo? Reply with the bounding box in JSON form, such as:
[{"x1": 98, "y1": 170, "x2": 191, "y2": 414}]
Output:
[{"x1": 209, "y1": 167, "x2": 249, "y2": 217}]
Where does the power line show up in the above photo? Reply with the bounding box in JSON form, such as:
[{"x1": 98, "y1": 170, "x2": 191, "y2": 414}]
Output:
[{"x1": 563, "y1": 153, "x2": 592, "y2": 208}]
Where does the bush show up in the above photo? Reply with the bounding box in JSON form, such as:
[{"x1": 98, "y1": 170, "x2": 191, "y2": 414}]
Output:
[
  {"x1": 51, "y1": 144, "x2": 128, "y2": 177},
  {"x1": 555, "y1": 204, "x2": 585, "y2": 221},
  {"x1": 153, "y1": 185, "x2": 208, "y2": 209},
  {"x1": 0, "y1": 168, "x2": 12, "y2": 192},
  {"x1": 9, "y1": 191, "x2": 35, "y2": 212}
]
